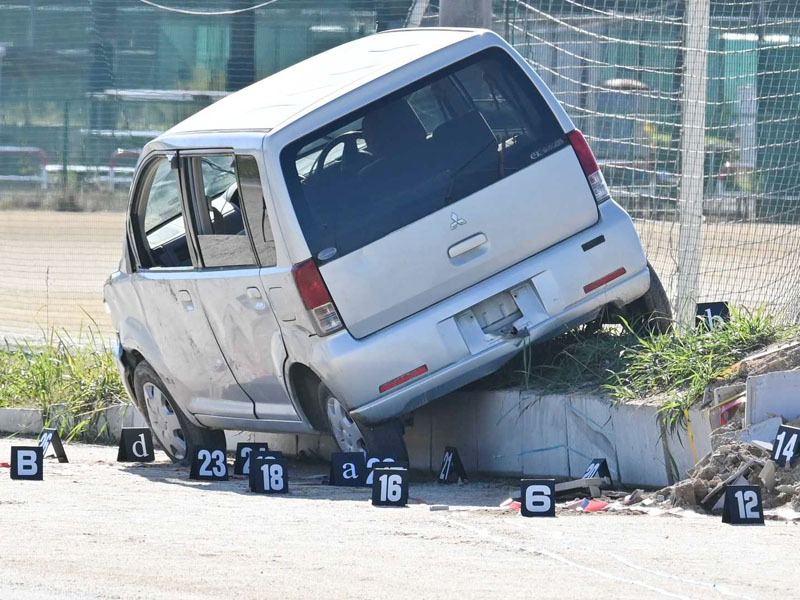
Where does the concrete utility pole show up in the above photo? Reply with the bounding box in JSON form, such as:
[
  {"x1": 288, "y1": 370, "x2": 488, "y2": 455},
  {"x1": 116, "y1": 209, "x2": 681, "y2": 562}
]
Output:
[
  {"x1": 675, "y1": 0, "x2": 710, "y2": 328},
  {"x1": 439, "y1": 0, "x2": 492, "y2": 29}
]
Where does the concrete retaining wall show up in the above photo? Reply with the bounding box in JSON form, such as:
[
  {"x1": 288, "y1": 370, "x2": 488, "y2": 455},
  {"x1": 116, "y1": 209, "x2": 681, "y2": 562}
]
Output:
[
  {"x1": 401, "y1": 390, "x2": 711, "y2": 488},
  {"x1": 0, "y1": 390, "x2": 710, "y2": 488}
]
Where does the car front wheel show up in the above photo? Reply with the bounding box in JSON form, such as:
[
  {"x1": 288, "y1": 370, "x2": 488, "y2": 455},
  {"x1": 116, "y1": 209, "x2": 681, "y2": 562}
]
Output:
[{"x1": 133, "y1": 361, "x2": 226, "y2": 465}]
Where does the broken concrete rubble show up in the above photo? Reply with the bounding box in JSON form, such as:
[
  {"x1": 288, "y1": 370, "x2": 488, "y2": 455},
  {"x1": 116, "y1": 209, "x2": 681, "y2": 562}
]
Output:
[
  {"x1": 656, "y1": 429, "x2": 800, "y2": 512},
  {"x1": 649, "y1": 340, "x2": 800, "y2": 513},
  {"x1": 722, "y1": 416, "x2": 782, "y2": 446}
]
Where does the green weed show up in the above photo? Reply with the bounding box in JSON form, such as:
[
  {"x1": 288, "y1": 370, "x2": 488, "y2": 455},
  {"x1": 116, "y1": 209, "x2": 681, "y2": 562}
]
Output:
[
  {"x1": 607, "y1": 307, "x2": 797, "y2": 435},
  {"x1": 0, "y1": 324, "x2": 128, "y2": 442},
  {"x1": 478, "y1": 307, "x2": 797, "y2": 435}
]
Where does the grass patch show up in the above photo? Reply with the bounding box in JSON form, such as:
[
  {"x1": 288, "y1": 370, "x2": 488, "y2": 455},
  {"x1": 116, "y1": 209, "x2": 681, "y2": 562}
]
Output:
[
  {"x1": 478, "y1": 307, "x2": 798, "y2": 433},
  {"x1": 0, "y1": 326, "x2": 128, "y2": 442},
  {"x1": 477, "y1": 325, "x2": 636, "y2": 393}
]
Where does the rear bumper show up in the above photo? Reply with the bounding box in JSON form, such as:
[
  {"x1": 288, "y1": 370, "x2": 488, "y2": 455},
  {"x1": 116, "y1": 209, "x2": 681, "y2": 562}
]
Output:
[
  {"x1": 304, "y1": 199, "x2": 649, "y2": 424},
  {"x1": 350, "y1": 265, "x2": 649, "y2": 422}
]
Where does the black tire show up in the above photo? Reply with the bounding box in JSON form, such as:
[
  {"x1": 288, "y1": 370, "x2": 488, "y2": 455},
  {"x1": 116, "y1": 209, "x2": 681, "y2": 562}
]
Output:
[
  {"x1": 133, "y1": 361, "x2": 226, "y2": 465},
  {"x1": 318, "y1": 382, "x2": 408, "y2": 462},
  {"x1": 624, "y1": 262, "x2": 673, "y2": 334}
]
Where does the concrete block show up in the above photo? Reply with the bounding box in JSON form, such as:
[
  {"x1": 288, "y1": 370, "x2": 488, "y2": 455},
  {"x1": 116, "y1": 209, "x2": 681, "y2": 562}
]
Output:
[
  {"x1": 519, "y1": 393, "x2": 570, "y2": 478},
  {"x1": 611, "y1": 403, "x2": 669, "y2": 487},
  {"x1": 729, "y1": 416, "x2": 782, "y2": 445},
  {"x1": 93, "y1": 404, "x2": 148, "y2": 441},
  {"x1": 709, "y1": 383, "x2": 746, "y2": 429},
  {"x1": 713, "y1": 383, "x2": 746, "y2": 405},
  {"x1": 746, "y1": 371, "x2": 800, "y2": 426},
  {"x1": 429, "y1": 392, "x2": 479, "y2": 472},
  {"x1": 296, "y1": 433, "x2": 338, "y2": 459},
  {"x1": 225, "y1": 432, "x2": 306, "y2": 456},
  {"x1": 565, "y1": 395, "x2": 618, "y2": 480},
  {"x1": 474, "y1": 389, "x2": 523, "y2": 475},
  {"x1": 0, "y1": 408, "x2": 43, "y2": 435},
  {"x1": 225, "y1": 430, "x2": 256, "y2": 451},
  {"x1": 317, "y1": 434, "x2": 338, "y2": 459},
  {"x1": 665, "y1": 408, "x2": 713, "y2": 480},
  {"x1": 225, "y1": 432, "x2": 334, "y2": 459},
  {"x1": 405, "y1": 403, "x2": 434, "y2": 471},
  {"x1": 125, "y1": 404, "x2": 148, "y2": 428},
  {"x1": 254, "y1": 434, "x2": 301, "y2": 456}
]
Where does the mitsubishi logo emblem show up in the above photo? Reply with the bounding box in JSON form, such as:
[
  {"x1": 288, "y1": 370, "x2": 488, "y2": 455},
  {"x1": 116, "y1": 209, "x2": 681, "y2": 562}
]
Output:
[{"x1": 450, "y1": 212, "x2": 466, "y2": 230}]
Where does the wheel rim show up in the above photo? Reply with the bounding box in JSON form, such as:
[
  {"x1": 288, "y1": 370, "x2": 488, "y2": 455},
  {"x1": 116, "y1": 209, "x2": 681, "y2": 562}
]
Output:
[
  {"x1": 142, "y1": 382, "x2": 186, "y2": 460},
  {"x1": 325, "y1": 394, "x2": 367, "y2": 454}
]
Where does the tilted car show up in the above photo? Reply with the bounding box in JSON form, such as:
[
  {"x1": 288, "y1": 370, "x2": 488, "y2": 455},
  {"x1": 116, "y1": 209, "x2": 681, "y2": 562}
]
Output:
[{"x1": 104, "y1": 28, "x2": 670, "y2": 464}]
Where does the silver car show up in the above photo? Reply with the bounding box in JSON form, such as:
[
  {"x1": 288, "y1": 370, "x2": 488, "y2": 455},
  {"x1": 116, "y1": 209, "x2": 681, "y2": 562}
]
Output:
[{"x1": 105, "y1": 28, "x2": 669, "y2": 464}]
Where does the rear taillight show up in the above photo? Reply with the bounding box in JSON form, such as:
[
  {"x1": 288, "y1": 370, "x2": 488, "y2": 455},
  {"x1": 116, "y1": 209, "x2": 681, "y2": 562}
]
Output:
[
  {"x1": 292, "y1": 259, "x2": 343, "y2": 335},
  {"x1": 567, "y1": 129, "x2": 611, "y2": 204}
]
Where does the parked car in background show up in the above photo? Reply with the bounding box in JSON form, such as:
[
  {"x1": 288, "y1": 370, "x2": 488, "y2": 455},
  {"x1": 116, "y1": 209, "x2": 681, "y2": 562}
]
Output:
[{"x1": 104, "y1": 28, "x2": 670, "y2": 463}]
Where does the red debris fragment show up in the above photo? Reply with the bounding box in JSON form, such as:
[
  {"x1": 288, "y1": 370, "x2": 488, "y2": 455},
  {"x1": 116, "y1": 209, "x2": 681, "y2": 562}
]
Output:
[{"x1": 583, "y1": 499, "x2": 610, "y2": 512}]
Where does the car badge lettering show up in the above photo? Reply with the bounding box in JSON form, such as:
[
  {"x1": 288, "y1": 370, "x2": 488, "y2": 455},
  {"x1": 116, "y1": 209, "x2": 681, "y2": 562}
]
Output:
[{"x1": 450, "y1": 212, "x2": 466, "y2": 230}]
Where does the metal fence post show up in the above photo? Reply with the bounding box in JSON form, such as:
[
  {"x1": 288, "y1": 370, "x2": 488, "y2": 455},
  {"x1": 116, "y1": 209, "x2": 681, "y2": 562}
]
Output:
[{"x1": 675, "y1": 0, "x2": 710, "y2": 328}]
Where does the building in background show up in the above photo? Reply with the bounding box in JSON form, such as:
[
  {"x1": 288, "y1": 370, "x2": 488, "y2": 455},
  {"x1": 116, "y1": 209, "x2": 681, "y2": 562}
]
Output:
[{"x1": 0, "y1": 0, "x2": 419, "y2": 174}]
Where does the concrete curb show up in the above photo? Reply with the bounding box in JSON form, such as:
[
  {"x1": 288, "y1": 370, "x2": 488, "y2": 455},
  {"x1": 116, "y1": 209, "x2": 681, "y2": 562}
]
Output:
[
  {"x1": 0, "y1": 390, "x2": 709, "y2": 487},
  {"x1": 0, "y1": 408, "x2": 44, "y2": 435},
  {"x1": 0, "y1": 405, "x2": 336, "y2": 457}
]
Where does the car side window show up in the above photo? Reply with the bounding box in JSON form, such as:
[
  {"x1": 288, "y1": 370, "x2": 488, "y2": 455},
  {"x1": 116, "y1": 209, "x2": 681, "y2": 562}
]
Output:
[
  {"x1": 136, "y1": 157, "x2": 192, "y2": 269},
  {"x1": 187, "y1": 154, "x2": 257, "y2": 268},
  {"x1": 236, "y1": 155, "x2": 277, "y2": 267}
]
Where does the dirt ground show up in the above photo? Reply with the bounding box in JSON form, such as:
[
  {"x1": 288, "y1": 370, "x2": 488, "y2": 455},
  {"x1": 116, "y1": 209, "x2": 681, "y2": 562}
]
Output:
[
  {"x1": 0, "y1": 436, "x2": 795, "y2": 600},
  {"x1": 0, "y1": 210, "x2": 124, "y2": 342},
  {"x1": 2, "y1": 209, "x2": 800, "y2": 343}
]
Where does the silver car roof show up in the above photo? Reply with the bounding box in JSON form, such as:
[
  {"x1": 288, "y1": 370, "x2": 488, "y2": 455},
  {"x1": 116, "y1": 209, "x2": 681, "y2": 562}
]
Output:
[{"x1": 159, "y1": 28, "x2": 484, "y2": 139}]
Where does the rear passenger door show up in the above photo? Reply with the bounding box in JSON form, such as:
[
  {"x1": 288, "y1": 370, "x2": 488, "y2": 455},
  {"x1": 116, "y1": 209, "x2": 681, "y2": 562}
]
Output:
[
  {"x1": 183, "y1": 151, "x2": 299, "y2": 423},
  {"x1": 129, "y1": 154, "x2": 257, "y2": 421}
]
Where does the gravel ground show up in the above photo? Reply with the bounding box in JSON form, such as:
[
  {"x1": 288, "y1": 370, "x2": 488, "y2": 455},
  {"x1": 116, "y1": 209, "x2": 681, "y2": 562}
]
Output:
[{"x1": 0, "y1": 436, "x2": 795, "y2": 600}]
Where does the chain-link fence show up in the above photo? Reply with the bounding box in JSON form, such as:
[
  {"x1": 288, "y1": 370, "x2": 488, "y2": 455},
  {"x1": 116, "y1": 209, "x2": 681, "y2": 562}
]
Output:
[
  {"x1": 2, "y1": 0, "x2": 799, "y2": 342},
  {"x1": 0, "y1": 0, "x2": 425, "y2": 342},
  {"x1": 497, "y1": 0, "x2": 800, "y2": 325}
]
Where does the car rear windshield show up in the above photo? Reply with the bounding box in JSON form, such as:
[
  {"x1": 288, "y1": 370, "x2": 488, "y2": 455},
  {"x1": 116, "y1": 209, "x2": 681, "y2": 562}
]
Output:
[{"x1": 280, "y1": 47, "x2": 565, "y2": 262}]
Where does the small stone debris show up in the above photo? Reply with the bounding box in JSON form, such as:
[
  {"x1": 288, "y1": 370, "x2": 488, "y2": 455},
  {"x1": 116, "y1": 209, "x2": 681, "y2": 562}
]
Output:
[
  {"x1": 655, "y1": 433, "x2": 800, "y2": 512},
  {"x1": 622, "y1": 489, "x2": 643, "y2": 505}
]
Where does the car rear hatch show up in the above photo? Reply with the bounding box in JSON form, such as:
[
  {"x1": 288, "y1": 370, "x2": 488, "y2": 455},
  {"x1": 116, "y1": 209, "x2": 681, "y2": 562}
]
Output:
[
  {"x1": 320, "y1": 146, "x2": 598, "y2": 338},
  {"x1": 281, "y1": 48, "x2": 604, "y2": 339}
]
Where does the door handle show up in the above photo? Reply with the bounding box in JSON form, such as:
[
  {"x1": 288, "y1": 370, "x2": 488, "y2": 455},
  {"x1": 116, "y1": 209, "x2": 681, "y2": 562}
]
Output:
[
  {"x1": 448, "y1": 233, "x2": 488, "y2": 259},
  {"x1": 177, "y1": 289, "x2": 194, "y2": 312},
  {"x1": 246, "y1": 286, "x2": 266, "y2": 310}
]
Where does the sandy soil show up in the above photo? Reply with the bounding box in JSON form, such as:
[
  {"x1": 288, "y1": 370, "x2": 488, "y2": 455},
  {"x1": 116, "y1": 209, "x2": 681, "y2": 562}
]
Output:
[
  {"x1": 0, "y1": 436, "x2": 795, "y2": 600},
  {"x1": 0, "y1": 210, "x2": 124, "y2": 342}
]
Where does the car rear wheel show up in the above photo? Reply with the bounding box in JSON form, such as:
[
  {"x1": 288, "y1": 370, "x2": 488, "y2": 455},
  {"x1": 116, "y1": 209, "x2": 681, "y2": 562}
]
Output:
[
  {"x1": 133, "y1": 361, "x2": 226, "y2": 465},
  {"x1": 318, "y1": 382, "x2": 408, "y2": 462},
  {"x1": 624, "y1": 262, "x2": 672, "y2": 334}
]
